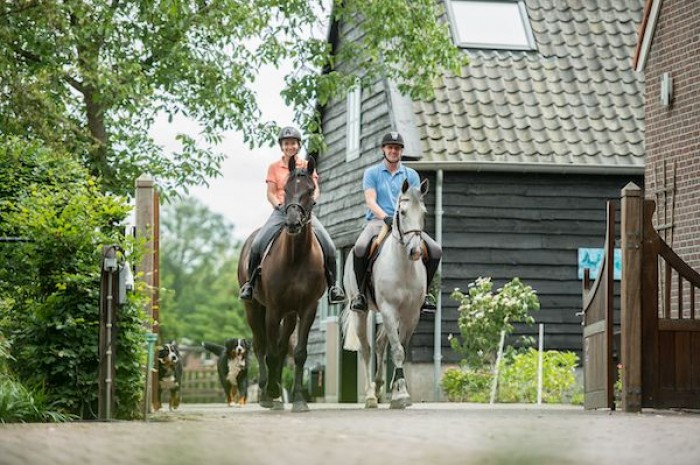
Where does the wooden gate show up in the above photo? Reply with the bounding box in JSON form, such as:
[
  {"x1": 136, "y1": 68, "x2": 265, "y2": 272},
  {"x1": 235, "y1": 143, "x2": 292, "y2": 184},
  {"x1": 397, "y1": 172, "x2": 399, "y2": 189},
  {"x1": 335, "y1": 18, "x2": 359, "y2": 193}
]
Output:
[
  {"x1": 636, "y1": 198, "x2": 700, "y2": 409},
  {"x1": 590, "y1": 182, "x2": 700, "y2": 412},
  {"x1": 581, "y1": 202, "x2": 615, "y2": 410}
]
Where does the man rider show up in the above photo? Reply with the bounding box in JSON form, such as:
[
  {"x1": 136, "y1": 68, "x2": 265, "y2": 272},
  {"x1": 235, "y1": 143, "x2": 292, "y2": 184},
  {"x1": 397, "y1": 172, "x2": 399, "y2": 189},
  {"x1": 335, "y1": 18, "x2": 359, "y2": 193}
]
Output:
[{"x1": 349, "y1": 131, "x2": 442, "y2": 312}]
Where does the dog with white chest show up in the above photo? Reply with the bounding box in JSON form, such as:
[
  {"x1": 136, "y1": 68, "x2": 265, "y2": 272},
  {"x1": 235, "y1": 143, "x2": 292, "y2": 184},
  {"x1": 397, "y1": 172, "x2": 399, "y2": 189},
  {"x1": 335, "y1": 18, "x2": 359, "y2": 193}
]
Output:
[
  {"x1": 154, "y1": 341, "x2": 183, "y2": 411},
  {"x1": 202, "y1": 338, "x2": 250, "y2": 406}
]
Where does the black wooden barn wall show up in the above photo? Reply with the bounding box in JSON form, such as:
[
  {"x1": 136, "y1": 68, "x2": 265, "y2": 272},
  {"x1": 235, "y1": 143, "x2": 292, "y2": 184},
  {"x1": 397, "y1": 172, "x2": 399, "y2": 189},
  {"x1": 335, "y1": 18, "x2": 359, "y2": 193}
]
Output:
[{"x1": 408, "y1": 170, "x2": 643, "y2": 363}]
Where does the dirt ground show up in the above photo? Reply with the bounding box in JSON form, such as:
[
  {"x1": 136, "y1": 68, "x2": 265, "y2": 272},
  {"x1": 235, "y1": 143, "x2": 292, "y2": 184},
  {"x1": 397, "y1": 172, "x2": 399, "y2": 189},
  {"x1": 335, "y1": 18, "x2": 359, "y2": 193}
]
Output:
[{"x1": 2, "y1": 402, "x2": 700, "y2": 465}]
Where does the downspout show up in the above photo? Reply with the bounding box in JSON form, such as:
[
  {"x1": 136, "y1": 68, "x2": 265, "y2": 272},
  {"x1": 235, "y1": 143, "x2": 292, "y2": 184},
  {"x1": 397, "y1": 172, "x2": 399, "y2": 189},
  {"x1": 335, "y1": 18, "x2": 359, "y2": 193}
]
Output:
[{"x1": 433, "y1": 169, "x2": 444, "y2": 401}]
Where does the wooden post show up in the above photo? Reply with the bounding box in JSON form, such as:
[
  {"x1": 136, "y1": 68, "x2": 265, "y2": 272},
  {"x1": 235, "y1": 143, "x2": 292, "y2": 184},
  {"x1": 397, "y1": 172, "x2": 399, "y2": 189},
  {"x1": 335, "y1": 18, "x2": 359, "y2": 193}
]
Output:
[
  {"x1": 135, "y1": 175, "x2": 159, "y2": 413},
  {"x1": 621, "y1": 182, "x2": 642, "y2": 412},
  {"x1": 135, "y1": 175, "x2": 155, "y2": 329}
]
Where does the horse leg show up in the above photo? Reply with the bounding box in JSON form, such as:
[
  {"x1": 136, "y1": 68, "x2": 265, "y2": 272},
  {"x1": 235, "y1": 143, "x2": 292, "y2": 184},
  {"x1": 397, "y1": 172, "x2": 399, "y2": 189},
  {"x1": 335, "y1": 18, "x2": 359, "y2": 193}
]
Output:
[
  {"x1": 246, "y1": 304, "x2": 272, "y2": 408},
  {"x1": 352, "y1": 310, "x2": 376, "y2": 408},
  {"x1": 382, "y1": 311, "x2": 411, "y2": 409},
  {"x1": 275, "y1": 314, "x2": 297, "y2": 408},
  {"x1": 291, "y1": 309, "x2": 316, "y2": 412},
  {"x1": 265, "y1": 314, "x2": 285, "y2": 410},
  {"x1": 374, "y1": 325, "x2": 388, "y2": 402}
]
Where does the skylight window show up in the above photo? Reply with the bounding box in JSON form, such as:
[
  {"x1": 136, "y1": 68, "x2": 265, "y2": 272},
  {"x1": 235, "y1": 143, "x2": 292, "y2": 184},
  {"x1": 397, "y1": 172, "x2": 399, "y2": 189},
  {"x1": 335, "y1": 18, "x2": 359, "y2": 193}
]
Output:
[{"x1": 447, "y1": 0, "x2": 536, "y2": 50}]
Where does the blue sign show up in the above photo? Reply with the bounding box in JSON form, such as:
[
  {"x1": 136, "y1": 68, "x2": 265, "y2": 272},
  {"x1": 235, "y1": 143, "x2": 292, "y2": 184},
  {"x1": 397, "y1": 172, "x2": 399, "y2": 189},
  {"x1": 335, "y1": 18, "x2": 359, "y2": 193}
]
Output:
[{"x1": 578, "y1": 248, "x2": 621, "y2": 281}]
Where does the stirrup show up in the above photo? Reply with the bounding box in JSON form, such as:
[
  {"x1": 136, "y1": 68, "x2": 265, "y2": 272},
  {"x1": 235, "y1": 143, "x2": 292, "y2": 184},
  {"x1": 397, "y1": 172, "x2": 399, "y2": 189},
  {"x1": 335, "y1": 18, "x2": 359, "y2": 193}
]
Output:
[
  {"x1": 350, "y1": 294, "x2": 367, "y2": 312},
  {"x1": 328, "y1": 286, "x2": 346, "y2": 304},
  {"x1": 421, "y1": 294, "x2": 437, "y2": 312},
  {"x1": 239, "y1": 282, "x2": 254, "y2": 302}
]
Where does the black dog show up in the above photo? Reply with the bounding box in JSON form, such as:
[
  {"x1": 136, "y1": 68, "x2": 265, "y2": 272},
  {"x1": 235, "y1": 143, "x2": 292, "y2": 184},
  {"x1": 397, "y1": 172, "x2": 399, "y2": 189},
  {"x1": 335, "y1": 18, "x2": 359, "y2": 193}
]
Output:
[
  {"x1": 202, "y1": 338, "x2": 250, "y2": 406},
  {"x1": 155, "y1": 341, "x2": 183, "y2": 411}
]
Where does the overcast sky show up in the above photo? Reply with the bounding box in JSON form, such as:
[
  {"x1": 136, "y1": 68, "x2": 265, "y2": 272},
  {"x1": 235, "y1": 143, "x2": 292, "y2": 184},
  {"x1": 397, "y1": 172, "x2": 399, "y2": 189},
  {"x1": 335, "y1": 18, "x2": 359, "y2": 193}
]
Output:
[{"x1": 151, "y1": 64, "x2": 300, "y2": 242}]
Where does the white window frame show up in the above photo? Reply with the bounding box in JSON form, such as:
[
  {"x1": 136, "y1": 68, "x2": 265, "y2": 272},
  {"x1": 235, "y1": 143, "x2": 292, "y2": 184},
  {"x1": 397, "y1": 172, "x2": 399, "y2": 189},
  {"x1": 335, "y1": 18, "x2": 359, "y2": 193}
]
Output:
[
  {"x1": 447, "y1": 0, "x2": 537, "y2": 51},
  {"x1": 346, "y1": 87, "x2": 361, "y2": 162}
]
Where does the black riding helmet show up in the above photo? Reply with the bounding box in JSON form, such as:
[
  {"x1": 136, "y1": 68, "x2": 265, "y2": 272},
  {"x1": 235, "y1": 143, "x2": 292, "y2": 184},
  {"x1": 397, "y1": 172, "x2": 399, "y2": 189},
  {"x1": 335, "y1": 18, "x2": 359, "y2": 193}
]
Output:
[
  {"x1": 381, "y1": 131, "x2": 404, "y2": 148},
  {"x1": 278, "y1": 126, "x2": 302, "y2": 145}
]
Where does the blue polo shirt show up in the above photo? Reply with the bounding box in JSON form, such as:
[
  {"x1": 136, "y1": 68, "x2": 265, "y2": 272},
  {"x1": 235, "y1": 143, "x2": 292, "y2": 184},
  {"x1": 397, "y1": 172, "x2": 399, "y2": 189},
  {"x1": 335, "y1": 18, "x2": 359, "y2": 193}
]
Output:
[{"x1": 363, "y1": 162, "x2": 420, "y2": 220}]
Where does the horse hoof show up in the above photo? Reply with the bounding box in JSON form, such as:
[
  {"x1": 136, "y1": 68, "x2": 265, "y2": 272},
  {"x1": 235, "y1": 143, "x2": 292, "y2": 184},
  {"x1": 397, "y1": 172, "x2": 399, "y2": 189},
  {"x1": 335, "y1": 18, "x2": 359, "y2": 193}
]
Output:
[
  {"x1": 259, "y1": 399, "x2": 274, "y2": 409},
  {"x1": 365, "y1": 398, "x2": 378, "y2": 409},
  {"x1": 292, "y1": 401, "x2": 310, "y2": 413},
  {"x1": 271, "y1": 400, "x2": 285, "y2": 410},
  {"x1": 389, "y1": 396, "x2": 411, "y2": 409}
]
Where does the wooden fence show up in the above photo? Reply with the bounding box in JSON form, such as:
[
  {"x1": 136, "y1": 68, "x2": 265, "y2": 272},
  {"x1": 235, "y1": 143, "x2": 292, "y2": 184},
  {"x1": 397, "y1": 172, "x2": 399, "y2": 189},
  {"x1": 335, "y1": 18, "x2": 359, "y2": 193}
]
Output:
[{"x1": 158, "y1": 366, "x2": 223, "y2": 404}]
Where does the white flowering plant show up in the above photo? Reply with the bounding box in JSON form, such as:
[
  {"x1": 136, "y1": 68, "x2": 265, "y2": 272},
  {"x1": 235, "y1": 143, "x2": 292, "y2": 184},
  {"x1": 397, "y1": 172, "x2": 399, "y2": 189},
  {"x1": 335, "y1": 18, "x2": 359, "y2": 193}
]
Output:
[{"x1": 449, "y1": 277, "x2": 540, "y2": 371}]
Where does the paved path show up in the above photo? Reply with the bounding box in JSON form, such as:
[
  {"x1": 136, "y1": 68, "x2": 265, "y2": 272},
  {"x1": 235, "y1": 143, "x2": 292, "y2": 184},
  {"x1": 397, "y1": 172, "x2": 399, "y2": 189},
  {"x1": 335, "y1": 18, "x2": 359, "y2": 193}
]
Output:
[{"x1": 2, "y1": 402, "x2": 700, "y2": 465}]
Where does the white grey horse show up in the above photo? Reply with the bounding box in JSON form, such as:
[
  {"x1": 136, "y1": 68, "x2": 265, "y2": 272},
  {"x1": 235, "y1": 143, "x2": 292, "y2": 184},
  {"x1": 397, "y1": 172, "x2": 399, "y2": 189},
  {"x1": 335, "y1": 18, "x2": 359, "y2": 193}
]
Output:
[{"x1": 342, "y1": 178, "x2": 428, "y2": 409}]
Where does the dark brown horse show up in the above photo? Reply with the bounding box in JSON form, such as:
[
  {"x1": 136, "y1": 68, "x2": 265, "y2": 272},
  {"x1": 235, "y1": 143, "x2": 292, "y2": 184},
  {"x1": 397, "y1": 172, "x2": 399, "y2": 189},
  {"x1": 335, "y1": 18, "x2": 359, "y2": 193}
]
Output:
[{"x1": 237, "y1": 156, "x2": 325, "y2": 412}]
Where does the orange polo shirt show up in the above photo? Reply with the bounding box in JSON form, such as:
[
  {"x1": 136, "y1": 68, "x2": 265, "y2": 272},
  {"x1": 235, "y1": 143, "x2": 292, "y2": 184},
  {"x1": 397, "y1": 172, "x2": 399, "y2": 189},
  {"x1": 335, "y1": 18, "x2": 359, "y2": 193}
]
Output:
[{"x1": 266, "y1": 156, "x2": 319, "y2": 205}]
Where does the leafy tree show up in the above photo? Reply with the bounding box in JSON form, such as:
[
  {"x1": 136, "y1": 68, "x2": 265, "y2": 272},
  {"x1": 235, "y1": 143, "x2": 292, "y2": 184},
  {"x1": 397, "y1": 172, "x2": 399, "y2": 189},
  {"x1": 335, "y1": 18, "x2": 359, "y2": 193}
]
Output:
[
  {"x1": 0, "y1": 137, "x2": 146, "y2": 419},
  {"x1": 0, "y1": 1, "x2": 466, "y2": 196},
  {"x1": 449, "y1": 277, "x2": 540, "y2": 371},
  {"x1": 158, "y1": 197, "x2": 248, "y2": 344}
]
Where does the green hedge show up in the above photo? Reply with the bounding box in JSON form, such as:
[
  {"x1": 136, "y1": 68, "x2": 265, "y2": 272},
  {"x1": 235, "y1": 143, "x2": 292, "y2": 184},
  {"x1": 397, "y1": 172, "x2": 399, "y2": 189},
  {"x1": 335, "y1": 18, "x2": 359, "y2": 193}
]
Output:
[{"x1": 0, "y1": 138, "x2": 147, "y2": 420}]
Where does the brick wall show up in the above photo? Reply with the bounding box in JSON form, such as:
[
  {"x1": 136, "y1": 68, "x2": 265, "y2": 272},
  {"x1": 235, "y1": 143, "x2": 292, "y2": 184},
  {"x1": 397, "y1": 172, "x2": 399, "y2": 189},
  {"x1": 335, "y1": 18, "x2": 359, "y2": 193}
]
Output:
[{"x1": 644, "y1": 0, "x2": 700, "y2": 271}]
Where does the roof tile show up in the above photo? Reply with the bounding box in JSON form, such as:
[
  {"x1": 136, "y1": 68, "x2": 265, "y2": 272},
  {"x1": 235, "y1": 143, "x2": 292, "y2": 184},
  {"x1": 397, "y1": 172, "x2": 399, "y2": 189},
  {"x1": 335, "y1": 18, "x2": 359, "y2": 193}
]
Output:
[{"x1": 412, "y1": 0, "x2": 644, "y2": 171}]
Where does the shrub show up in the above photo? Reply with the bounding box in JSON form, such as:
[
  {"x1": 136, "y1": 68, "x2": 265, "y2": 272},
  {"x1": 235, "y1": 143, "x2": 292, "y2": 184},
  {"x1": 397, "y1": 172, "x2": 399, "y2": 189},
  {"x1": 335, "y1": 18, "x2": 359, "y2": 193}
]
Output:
[
  {"x1": 441, "y1": 349, "x2": 582, "y2": 404},
  {"x1": 450, "y1": 277, "x2": 539, "y2": 371},
  {"x1": 441, "y1": 368, "x2": 493, "y2": 402},
  {"x1": 497, "y1": 349, "x2": 580, "y2": 404},
  {"x1": 0, "y1": 138, "x2": 147, "y2": 419},
  {"x1": 0, "y1": 333, "x2": 75, "y2": 423}
]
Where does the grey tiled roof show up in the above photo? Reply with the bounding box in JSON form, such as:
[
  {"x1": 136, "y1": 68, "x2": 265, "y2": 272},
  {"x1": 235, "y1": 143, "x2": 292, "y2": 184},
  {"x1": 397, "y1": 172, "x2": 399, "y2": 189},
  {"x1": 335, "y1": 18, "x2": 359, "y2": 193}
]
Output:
[{"x1": 410, "y1": 0, "x2": 645, "y2": 173}]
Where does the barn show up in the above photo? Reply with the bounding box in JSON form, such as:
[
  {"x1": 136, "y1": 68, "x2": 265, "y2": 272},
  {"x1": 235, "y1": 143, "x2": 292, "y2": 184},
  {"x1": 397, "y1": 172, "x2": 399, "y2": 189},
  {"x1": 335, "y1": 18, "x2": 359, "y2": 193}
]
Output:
[{"x1": 307, "y1": 0, "x2": 645, "y2": 402}]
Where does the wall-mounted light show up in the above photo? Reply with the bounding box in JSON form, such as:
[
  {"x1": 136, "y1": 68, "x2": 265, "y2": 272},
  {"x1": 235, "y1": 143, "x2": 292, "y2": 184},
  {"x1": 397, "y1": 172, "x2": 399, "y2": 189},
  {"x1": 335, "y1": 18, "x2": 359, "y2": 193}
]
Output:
[{"x1": 660, "y1": 72, "x2": 673, "y2": 108}]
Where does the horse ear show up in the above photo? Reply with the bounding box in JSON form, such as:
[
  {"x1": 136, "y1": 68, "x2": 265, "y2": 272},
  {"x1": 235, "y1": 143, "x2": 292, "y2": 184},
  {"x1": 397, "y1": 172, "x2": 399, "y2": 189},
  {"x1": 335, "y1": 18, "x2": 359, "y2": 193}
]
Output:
[
  {"x1": 420, "y1": 178, "x2": 430, "y2": 196},
  {"x1": 307, "y1": 156, "x2": 316, "y2": 176},
  {"x1": 288, "y1": 155, "x2": 296, "y2": 173},
  {"x1": 401, "y1": 178, "x2": 410, "y2": 193}
]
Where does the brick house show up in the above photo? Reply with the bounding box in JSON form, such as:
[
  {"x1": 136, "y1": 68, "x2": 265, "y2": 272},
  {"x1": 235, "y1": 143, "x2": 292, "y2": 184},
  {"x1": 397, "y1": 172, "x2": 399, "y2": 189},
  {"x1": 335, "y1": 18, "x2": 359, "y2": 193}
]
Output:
[{"x1": 634, "y1": 0, "x2": 700, "y2": 266}]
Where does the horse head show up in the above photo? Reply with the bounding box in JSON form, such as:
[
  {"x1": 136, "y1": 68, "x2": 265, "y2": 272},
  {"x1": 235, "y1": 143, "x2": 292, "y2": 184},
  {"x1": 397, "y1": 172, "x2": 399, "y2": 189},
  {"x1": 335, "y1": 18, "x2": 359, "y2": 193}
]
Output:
[
  {"x1": 283, "y1": 155, "x2": 316, "y2": 236},
  {"x1": 394, "y1": 178, "x2": 429, "y2": 261}
]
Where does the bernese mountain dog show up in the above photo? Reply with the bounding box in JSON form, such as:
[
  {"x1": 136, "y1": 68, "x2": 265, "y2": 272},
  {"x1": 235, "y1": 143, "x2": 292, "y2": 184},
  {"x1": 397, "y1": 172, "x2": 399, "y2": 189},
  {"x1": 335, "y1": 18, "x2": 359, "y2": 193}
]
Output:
[
  {"x1": 202, "y1": 338, "x2": 250, "y2": 406},
  {"x1": 154, "y1": 341, "x2": 183, "y2": 411}
]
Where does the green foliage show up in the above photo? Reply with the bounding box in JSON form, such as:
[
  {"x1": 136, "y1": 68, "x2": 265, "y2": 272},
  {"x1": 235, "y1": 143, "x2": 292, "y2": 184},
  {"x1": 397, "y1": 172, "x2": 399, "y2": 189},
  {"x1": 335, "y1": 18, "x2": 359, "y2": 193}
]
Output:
[
  {"x1": 441, "y1": 349, "x2": 582, "y2": 404},
  {"x1": 441, "y1": 368, "x2": 493, "y2": 403},
  {"x1": 0, "y1": 376, "x2": 77, "y2": 424},
  {"x1": 498, "y1": 349, "x2": 581, "y2": 404},
  {"x1": 0, "y1": 137, "x2": 147, "y2": 419},
  {"x1": 450, "y1": 277, "x2": 540, "y2": 370},
  {"x1": 158, "y1": 197, "x2": 249, "y2": 344},
  {"x1": 0, "y1": 0, "x2": 467, "y2": 196}
]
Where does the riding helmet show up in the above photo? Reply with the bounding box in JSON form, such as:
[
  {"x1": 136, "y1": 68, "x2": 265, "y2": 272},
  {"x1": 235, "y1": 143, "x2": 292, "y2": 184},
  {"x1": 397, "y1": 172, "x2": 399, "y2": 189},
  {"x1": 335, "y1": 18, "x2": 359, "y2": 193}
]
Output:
[
  {"x1": 381, "y1": 131, "x2": 404, "y2": 148},
  {"x1": 277, "y1": 126, "x2": 302, "y2": 144}
]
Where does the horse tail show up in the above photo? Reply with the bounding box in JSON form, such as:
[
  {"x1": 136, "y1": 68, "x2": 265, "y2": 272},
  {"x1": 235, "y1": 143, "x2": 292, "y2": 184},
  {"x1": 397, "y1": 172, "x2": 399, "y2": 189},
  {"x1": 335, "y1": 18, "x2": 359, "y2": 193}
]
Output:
[
  {"x1": 340, "y1": 307, "x2": 361, "y2": 352},
  {"x1": 201, "y1": 341, "x2": 225, "y2": 355}
]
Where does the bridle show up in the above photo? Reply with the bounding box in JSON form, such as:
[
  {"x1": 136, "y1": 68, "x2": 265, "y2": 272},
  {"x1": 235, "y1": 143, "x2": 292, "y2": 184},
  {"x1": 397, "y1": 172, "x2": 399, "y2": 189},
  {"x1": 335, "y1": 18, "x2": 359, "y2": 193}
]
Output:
[
  {"x1": 394, "y1": 212, "x2": 422, "y2": 245},
  {"x1": 393, "y1": 198, "x2": 423, "y2": 252},
  {"x1": 284, "y1": 170, "x2": 313, "y2": 228}
]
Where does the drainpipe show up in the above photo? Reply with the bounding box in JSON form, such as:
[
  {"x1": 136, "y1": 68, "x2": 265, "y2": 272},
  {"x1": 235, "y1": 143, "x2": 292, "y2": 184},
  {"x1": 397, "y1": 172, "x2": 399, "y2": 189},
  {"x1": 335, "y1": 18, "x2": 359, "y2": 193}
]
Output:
[{"x1": 433, "y1": 169, "x2": 444, "y2": 401}]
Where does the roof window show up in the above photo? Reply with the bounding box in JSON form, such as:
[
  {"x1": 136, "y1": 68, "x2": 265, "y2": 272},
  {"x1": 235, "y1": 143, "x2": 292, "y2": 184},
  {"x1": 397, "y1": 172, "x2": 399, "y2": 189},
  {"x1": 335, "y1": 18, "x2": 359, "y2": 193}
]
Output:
[{"x1": 447, "y1": 0, "x2": 536, "y2": 50}]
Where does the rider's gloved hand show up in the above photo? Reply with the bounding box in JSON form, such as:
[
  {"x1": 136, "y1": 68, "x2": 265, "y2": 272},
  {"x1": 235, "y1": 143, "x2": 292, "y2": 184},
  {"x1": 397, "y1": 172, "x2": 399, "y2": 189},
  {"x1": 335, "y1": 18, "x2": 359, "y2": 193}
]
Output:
[{"x1": 383, "y1": 216, "x2": 393, "y2": 227}]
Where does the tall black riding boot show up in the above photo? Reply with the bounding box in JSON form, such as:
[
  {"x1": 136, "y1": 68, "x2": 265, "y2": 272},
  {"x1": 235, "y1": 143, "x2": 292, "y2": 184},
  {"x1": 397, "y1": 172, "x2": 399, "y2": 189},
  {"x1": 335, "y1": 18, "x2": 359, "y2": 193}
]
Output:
[
  {"x1": 325, "y1": 260, "x2": 346, "y2": 304},
  {"x1": 239, "y1": 252, "x2": 262, "y2": 302},
  {"x1": 350, "y1": 254, "x2": 368, "y2": 312}
]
